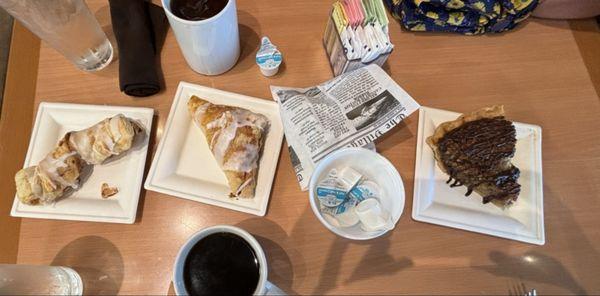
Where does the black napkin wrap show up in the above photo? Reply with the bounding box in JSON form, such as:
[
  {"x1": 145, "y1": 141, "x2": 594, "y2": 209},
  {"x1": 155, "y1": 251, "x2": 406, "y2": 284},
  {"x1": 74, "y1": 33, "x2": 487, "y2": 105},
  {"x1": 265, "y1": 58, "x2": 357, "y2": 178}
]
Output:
[{"x1": 109, "y1": 0, "x2": 168, "y2": 97}]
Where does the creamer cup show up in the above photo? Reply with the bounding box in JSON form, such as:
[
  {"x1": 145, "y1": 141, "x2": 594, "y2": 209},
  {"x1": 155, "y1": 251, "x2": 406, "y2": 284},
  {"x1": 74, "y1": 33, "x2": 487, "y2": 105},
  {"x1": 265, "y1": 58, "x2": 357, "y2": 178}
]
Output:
[
  {"x1": 355, "y1": 198, "x2": 393, "y2": 231},
  {"x1": 316, "y1": 169, "x2": 347, "y2": 207},
  {"x1": 256, "y1": 37, "x2": 282, "y2": 77},
  {"x1": 316, "y1": 167, "x2": 362, "y2": 208},
  {"x1": 348, "y1": 180, "x2": 380, "y2": 202},
  {"x1": 320, "y1": 192, "x2": 361, "y2": 227}
]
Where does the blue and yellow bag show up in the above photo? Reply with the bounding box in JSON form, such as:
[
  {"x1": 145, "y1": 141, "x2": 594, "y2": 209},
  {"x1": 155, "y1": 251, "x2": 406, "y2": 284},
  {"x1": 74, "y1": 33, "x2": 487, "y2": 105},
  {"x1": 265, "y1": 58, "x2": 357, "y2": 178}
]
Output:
[{"x1": 385, "y1": 0, "x2": 538, "y2": 35}]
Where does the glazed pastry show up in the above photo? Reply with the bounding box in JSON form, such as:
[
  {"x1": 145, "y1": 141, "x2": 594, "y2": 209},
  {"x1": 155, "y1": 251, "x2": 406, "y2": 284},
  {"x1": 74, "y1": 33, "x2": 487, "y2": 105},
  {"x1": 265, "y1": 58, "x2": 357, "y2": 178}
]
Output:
[
  {"x1": 68, "y1": 114, "x2": 142, "y2": 165},
  {"x1": 427, "y1": 106, "x2": 521, "y2": 208},
  {"x1": 14, "y1": 114, "x2": 142, "y2": 205},
  {"x1": 188, "y1": 96, "x2": 269, "y2": 198},
  {"x1": 15, "y1": 135, "x2": 83, "y2": 205}
]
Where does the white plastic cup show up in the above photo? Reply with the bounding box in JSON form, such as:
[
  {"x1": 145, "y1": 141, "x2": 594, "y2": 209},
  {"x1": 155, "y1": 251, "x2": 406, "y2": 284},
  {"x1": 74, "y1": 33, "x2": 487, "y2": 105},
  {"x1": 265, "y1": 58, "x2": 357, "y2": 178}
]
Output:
[
  {"x1": 308, "y1": 147, "x2": 405, "y2": 240},
  {"x1": 162, "y1": 0, "x2": 240, "y2": 75},
  {"x1": 173, "y1": 225, "x2": 285, "y2": 295}
]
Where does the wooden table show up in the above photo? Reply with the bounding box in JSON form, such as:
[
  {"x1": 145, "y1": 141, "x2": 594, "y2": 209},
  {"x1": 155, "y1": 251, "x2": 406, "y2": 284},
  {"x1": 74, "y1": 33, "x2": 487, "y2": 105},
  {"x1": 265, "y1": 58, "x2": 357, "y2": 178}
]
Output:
[{"x1": 1, "y1": 1, "x2": 600, "y2": 294}]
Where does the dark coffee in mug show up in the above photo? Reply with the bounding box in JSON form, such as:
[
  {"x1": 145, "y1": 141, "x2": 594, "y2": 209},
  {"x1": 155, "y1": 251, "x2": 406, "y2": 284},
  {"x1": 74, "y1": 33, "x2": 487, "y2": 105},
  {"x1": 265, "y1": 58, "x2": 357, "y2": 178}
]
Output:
[
  {"x1": 183, "y1": 232, "x2": 260, "y2": 295},
  {"x1": 170, "y1": 0, "x2": 229, "y2": 21}
]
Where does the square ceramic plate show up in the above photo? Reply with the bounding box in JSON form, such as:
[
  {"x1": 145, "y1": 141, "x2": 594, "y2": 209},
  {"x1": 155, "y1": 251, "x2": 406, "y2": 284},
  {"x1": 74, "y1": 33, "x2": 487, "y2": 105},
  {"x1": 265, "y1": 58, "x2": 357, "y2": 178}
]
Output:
[
  {"x1": 413, "y1": 106, "x2": 544, "y2": 245},
  {"x1": 144, "y1": 82, "x2": 284, "y2": 216},
  {"x1": 11, "y1": 102, "x2": 154, "y2": 224}
]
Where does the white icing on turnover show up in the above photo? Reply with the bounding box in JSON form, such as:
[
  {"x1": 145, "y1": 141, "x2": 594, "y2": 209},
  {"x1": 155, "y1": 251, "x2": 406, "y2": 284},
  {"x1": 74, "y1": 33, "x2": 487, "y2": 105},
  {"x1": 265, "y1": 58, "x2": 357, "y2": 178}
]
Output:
[
  {"x1": 197, "y1": 106, "x2": 268, "y2": 171},
  {"x1": 192, "y1": 102, "x2": 211, "y2": 127},
  {"x1": 209, "y1": 130, "x2": 221, "y2": 150},
  {"x1": 209, "y1": 114, "x2": 238, "y2": 166},
  {"x1": 108, "y1": 115, "x2": 124, "y2": 145},
  {"x1": 38, "y1": 151, "x2": 79, "y2": 188},
  {"x1": 223, "y1": 144, "x2": 259, "y2": 172},
  {"x1": 95, "y1": 121, "x2": 117, "y2": 154},
  {"x1": 37, "y1": 173, "x2": 59, "y2": 202},
  {"x1": 24, "y1": 167, "x2": 43, "y2": 198},
  {"x1": 69, "y1": 129, "x2": 93, "y2": 163},
  {"x1": 68, "y1": 115, "x2": 130, "y2": 164},
  {"x1": 235, "y1": 177, "x2": 254, "y2": 196}
]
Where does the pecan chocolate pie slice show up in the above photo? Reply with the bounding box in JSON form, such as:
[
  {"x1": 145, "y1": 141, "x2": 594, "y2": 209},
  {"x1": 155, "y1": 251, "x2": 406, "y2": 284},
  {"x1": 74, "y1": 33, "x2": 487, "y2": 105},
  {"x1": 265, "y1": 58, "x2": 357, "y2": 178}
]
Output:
[{"x1": 427, "y1": 106, "x2": 521, "y2": 208}]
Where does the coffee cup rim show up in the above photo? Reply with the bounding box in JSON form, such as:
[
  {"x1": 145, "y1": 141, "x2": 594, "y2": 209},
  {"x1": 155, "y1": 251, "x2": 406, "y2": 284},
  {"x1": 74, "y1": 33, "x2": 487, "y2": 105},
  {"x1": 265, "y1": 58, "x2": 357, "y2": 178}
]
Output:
[
  {"x1": 172, "y1": 225, "x2": 268, "y2": 295},
  {"x1": 161, "y1": 0, "x2": 233, "y2": 26}
]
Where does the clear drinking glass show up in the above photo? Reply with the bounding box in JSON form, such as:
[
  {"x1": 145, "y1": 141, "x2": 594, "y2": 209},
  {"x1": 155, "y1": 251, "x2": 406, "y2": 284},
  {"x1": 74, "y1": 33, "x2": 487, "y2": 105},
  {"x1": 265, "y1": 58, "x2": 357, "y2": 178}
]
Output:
[
  {"x1": 0, "y1": 0, "x2": 113, "y2": 71},
  {"x1": 0, "y1": 264, "x2": 83, "y2": 295}
]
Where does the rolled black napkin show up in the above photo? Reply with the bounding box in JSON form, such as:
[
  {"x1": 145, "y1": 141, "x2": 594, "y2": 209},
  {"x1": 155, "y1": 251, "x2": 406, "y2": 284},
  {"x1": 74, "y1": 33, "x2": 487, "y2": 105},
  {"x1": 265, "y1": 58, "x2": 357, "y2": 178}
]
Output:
[{"x1": 109, "y1": 0, "x2": 168, "y2": 97}]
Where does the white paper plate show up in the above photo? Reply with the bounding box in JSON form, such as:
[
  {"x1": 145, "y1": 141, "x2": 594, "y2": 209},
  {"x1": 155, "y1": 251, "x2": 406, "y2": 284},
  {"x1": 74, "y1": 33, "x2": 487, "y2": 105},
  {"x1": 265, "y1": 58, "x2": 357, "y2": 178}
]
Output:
[
  {"x1": 413, "y1": 106, "x2": 545, "y2": 245},
  {"x1": 144, "y1": 82, "x2": 284, "y2": 216},
  {"x1": 11, "y1": 102, "x2": 154, "y2": 224}
]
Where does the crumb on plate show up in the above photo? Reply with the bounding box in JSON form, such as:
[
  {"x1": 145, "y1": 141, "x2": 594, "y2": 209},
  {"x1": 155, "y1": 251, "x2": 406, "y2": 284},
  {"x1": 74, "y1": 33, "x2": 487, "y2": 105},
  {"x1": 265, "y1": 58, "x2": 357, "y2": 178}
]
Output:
[{"x1": 101, "y1": 183, "x2": 119, "y2": 198}]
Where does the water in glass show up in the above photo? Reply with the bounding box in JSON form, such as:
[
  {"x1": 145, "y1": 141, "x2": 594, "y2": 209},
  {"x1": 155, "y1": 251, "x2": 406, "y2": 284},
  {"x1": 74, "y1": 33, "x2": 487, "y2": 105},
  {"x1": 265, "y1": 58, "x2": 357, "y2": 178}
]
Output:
[
  {"x1": 0, "y1": 264, "x2": 83, "y2": 295},
  {"x1": 0, "y1": 0, "x2": 113, "y2": 71}
]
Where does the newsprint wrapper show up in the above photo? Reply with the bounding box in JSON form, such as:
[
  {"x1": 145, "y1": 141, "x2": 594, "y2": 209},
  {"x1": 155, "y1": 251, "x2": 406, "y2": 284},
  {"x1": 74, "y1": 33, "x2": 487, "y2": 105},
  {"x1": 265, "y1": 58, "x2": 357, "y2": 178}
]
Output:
[{"x1": 271, "y1": 64, "x2": 420, "y2": 190}]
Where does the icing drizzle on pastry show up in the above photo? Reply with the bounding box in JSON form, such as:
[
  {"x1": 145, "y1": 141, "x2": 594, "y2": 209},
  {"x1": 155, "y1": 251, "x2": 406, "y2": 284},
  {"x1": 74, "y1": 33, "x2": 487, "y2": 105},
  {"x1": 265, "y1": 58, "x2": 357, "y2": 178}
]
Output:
[
  {"x1": 15, "y1": 114, "x2": 141, "y2": 205},
  {"x1": 24, "y1": 167, "x2": 43, "y2": 200},
  {"x1": 38, "y1": 151, "x2": 79, "y2": 189},
  {"x1": 223, "y1": 144, "x2": 259, "y2": 172},
  {"x1": 235, "y1": 177, "x2": 254, "y2": 196},
  {"x1": 68, "y1": 114, "x2": 134, "y2": 164},
  {"x1": 195, "y1": 104, "x2": 268, "y2": 173}
]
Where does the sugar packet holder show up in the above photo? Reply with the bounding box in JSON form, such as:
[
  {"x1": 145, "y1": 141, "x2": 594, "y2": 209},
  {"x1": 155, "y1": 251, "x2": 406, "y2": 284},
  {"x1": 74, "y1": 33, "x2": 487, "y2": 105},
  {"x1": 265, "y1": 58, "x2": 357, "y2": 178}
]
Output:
[{"x1": 323, "y1": 4, "x2": 393, "y2": 76}]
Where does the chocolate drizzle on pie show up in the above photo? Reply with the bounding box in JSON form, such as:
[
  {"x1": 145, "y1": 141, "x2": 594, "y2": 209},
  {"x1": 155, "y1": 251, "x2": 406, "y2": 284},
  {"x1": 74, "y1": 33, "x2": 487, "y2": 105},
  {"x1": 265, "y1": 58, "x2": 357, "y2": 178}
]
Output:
[{"x1": 437, "y1": 117, "x2": 521, "y2": 206}]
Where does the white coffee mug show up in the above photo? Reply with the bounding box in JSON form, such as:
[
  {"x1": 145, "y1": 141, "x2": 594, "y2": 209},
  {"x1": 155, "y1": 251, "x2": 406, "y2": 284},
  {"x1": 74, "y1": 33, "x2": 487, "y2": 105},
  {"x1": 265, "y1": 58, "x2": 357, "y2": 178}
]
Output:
[
  {"x1": 173, "y1": 225, "x2": 285, "y2": 295},
  {"x1": 162, "y1": 0, "x2": 240, "y2": 75}
]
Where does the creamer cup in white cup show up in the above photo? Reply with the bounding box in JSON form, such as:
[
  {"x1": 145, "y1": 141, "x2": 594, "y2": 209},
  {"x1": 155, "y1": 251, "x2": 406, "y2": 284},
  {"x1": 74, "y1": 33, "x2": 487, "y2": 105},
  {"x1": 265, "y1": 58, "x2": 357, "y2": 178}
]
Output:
[
  {"x1": 348, "y1": 180, "x2": 381, "y2": 202},
  {"x1": 355, "y1": 198, "x2": 394, "y2": 231},
  {"x1": 316, "y1": 167, "x2": 361, "y2": 208},
  {"x1": 320, "y1": 193, "x2": 361, "y2": 227},
  {"x1": 308, "y1": 147, "x2": 405, "y2": 240}
]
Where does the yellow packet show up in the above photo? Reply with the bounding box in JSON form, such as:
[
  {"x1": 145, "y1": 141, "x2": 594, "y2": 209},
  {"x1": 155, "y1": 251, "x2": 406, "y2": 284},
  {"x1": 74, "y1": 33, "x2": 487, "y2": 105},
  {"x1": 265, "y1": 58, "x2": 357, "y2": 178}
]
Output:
[{"x1": 332, "y1": 2, "x2": 349, "y2": 34}]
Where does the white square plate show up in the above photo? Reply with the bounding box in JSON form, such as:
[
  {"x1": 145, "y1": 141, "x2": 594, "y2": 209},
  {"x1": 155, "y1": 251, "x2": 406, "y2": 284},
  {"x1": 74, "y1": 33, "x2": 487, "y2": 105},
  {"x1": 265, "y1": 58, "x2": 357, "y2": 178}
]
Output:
[
  {"x1": 413, "y1": 107, "x2": 544, "y2": 245},
  {"x1": 144, "y1": 82, "x2": 284, "y2": 216},
  {"x1": 11, "y1": 103, "x2": 154, "y2": 224}
]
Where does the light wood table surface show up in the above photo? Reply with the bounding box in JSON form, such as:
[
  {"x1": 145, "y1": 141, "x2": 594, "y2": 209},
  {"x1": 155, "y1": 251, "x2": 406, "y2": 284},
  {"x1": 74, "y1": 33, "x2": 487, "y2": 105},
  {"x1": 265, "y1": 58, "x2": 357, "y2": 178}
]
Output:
[{"x1": 1, "y1": 0, "x2": 600, "y2": 295}]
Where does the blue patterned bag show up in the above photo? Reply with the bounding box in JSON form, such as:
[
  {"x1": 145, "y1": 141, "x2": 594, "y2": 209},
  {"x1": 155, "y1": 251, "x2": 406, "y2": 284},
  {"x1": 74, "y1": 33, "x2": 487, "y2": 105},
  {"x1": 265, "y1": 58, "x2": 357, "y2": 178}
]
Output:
[{"x1": 385, "y1": 0, "x2": 538, "y2": 34}]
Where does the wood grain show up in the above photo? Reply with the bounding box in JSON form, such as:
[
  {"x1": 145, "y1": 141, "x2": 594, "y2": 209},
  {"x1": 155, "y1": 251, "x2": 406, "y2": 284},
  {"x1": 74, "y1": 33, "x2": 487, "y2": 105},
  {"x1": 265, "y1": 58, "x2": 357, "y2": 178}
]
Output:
[
  {"x1": 5, "y1": 1, "x2": 600, "y2": 294},
  {"x1": 0, "y1": 22, "x2": 39, "y2": 264},
  {"x1": 570, "y1": 19, "x2": 600, "y2": 98}
]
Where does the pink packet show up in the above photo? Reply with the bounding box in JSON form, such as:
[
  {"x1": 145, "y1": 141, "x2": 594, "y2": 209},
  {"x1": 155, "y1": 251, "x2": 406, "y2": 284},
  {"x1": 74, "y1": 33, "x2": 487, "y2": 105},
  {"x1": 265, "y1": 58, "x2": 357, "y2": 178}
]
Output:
[
  {"x1": 352, "y1": 0, "x2": 365, "y2": 25},
  {"x1": 341, "y1": 0, "x2": 357, "y2": 27},
  {"x1": 352, "y1": 0, "x2": 364, "y2": 27}
]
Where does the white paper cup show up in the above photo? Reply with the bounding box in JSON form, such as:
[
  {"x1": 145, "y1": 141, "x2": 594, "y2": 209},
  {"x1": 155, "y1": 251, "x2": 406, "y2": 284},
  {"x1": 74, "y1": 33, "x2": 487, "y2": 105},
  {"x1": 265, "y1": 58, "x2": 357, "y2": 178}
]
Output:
[
  {"x1": 173, "y1": 225, "x2": 285, "y2": 295},
  {"x1": 308, "y1": 147, "x2": 405, "y2": 240},
  {"x1": 162, "y1": 0, "x2": 240, "y2": 75}
]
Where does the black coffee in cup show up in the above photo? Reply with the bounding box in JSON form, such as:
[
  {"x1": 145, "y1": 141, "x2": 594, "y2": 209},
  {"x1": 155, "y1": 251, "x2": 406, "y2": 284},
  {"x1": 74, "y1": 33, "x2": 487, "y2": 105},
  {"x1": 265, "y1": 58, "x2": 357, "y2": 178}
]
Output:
[
  {"x1": 170, "y1": 0, "x2": 229, "y2": 21},
  {"x1": 183, "y1": 232, "x2": 260, "y2": 295}
]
